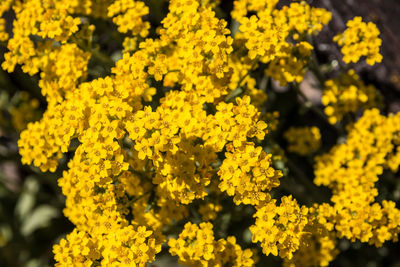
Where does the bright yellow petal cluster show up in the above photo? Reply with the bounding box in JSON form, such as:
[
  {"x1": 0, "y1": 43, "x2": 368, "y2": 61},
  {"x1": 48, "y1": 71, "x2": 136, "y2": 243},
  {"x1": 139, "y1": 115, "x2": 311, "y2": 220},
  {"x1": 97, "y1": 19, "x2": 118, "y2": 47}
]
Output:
[
  {"x1": 169, "y1": 222, "x2": 254, "y2": 266},
  {"x1": 10, "y1": 1, "x2": 282, "y2": 264},
  {"x1": 315, "y1": 109, "x2": 400, "y2": 245},
  {"x1": 53, "y1": 225, "x2": 159, "y2": 267},
  {"x1": 3, "y1": 0, "x2": 398, "y2": 266},
  {"x1": 322, "y1": 69, "x2": 382, "y2": 124},
  {"x1": 2, "y1": 0, "x2": 81, "y2": 74},
  {"x1": 232, "y1": 0, "x2": 279, "y2": 21},
  {"x1": 158, "y1": 0, "x2": 234, "y2": 98},
  {"x1": 334, "y1": 16, "x2": 382, "y2": 65},
  {"x1": 218, "y1": 142, "x2": 282, "y2": 205},
  {"x1": 266, "y1": 42, "x2": 314, "y2": 86},
  {"x1": 233, "y1": 1, "x2": 330, "y2": 64},
  {"x1": 0, "y1": 0, "x2": 12, "y2": 41},
  {"x1": 108, "y1": 0, "x2": 150, "y2": 37},
  {"x1": 250, "y1": 196, "x2": 309, "y2": 259},
  {"x1": 236, "y1": 10, "x2": 289, "y2": 62},
  {"x1": 284, "y1": 204, "x2": 339, "y2": 267},
  {"x1": 1, "y1": 1, "x2": 96, "y2": 107},
  {"x1": 282, "y1": 1, "x2": 331, "y2": 38}
]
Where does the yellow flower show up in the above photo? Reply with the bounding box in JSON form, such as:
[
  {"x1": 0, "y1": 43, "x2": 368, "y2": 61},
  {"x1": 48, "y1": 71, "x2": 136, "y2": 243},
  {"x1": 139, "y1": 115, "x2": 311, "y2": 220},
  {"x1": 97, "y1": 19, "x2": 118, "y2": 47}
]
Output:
[
  {"x1": 321, "y1": 70, "x2": 382, "y2": 124},
  {"x1": 334, "y1": 17, "x2": 382, "y2": 65},
  {"x1": 284, "y1": 126, "x2": 321, "y2": 156}
]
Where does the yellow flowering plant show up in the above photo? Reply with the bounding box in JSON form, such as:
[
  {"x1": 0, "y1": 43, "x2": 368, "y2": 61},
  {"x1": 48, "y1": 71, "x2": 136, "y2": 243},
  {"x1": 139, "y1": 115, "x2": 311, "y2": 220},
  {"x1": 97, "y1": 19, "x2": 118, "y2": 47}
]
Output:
[{"x1": 0, "y1": 0, "x2": 398, "y2": 266}]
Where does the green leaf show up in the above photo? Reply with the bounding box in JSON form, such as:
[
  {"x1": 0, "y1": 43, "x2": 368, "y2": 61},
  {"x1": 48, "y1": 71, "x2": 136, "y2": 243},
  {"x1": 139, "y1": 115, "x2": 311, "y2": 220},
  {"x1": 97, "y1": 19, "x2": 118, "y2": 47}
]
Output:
[
  {"x1": 0, "y1": 224, "x2": 12, "y2": 247},
  {"x1": 20, "y1": 205, "x2": 59, "y2": 236},
  {"x1": 243, "y1": 228, "x2": 252, "y2": 244},
  {"x1": 231, "y1": 19, "x2": 240, "y2": 36},
  {"x1": 15, "y1": 177, "x2": 39, "y2": 221},
  {"x1": 26, "y1": 258, "x2": 49, "y2": 267}
]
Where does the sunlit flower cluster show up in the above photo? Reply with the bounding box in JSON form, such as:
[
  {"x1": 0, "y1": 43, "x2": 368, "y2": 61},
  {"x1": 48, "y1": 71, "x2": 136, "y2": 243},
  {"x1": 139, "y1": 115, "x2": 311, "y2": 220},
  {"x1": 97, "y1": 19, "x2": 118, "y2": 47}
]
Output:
[
  {"x1": 2, "y1": 0, "x2": 398, "y2": 266},
  {"x1": 334, "y1": 16, "x2": 382, "y2": 65},
  {"x1": 322, "y1": 69, "x2": 382, "y2": 124},
  {"x1": 250, "y1": 196, "x2": 308, "y2": 259},
  {"x1": 314, "y1": 109, "x2": 400, "y2": 245},
  {"x1": 169, "y1": 222, "x2": 254, "y2": 266}
]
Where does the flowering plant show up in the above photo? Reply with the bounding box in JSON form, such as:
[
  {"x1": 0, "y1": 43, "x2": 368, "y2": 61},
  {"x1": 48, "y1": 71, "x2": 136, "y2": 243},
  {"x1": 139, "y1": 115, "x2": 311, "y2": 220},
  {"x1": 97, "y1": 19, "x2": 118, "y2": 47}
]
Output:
[{"x1": 0, "y1": 0, "x2": 399, "y2": 266}]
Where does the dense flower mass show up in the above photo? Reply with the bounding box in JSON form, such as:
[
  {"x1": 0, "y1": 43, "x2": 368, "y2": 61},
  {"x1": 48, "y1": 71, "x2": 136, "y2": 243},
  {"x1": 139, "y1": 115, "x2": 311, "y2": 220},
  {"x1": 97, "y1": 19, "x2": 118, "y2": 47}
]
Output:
[
  {"x1": 1, "y1": 0, "x2": 397, "y2": 266},
  {"x1": 334, "y1": 16, "x2": 382, "y2": 65},
  {"x1": 321, "y1": 69, "x2": 382, "y2": 124},
  {"x1": 314, "y1": 109, "x2": 400, "y2": 245},
  {"x1": 169, "y1": 222, "x2": 254, "y2": 266},
  {"x1": 250, "y1": 196, "x2": 309, "y2": 259}
]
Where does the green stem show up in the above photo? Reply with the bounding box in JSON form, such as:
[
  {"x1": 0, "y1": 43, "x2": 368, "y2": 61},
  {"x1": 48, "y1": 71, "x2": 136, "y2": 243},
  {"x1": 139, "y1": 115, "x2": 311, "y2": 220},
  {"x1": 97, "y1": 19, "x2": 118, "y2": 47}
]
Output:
[
  {"x1": 306, "y1": 34, "x2": 325, "y2": 88},
  {"x1": 127, "y1": 190, "x2": 152, "y2": 206},
  {"x1": 90, "y1": 48, "x2": 115, "y2": 67},
  {"x1": 286, "y1": 157, "x2": 328, "y2": 203},
  {"x1": 309, "y1": 51, "x2": 326, "y2": 88},
  {"x1": 237, "y1": 60, "x2": 258, "y2": 87},
  {"x1": 167, "y1": 69, "x2": 180, "y2": 73},
  {"x1": 225, "y1": 60, "x2": 258, "y2": 102},
  {"x1": 71, "y1": 35, "x2": 114, "y2": 67}
]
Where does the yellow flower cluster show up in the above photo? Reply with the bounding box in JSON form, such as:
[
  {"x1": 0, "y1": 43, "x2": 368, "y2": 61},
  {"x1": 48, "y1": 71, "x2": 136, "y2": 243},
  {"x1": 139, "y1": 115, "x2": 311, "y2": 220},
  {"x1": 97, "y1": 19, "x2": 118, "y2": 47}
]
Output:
[
  {"x1": 0, "y1": 0, "x2": 12, "y2": 41},
  {"x1": 232, "y1": 0, "x2": 330, "y2": 85},
  {"x1": 0, "y1": 19, "x2": 6, "y2": 42},
  {"x1": 2, "y1": 0, "x2": 397, "y2": 266},
  {"x1": 284, "y1": 126, "x2": 321, "y2": 156},
  {"x1": 8, "y1": 1, "x2": 283, "y2": 264},
  {"x1": 281, "y1": 1, "x2": 332, "y2": 38},
  {"x1": 108, "y1": 0, "x2": 150, "y2": 36},
  {"x1": 314, "y1": 109, "x2": 400, "y2": 245},
  {"x1": 169, "y1": 222, "x2": 254, "y2": 266},
  {"x1": 1, "y1": 0, "x2": 93, "y2": 108},
  {"x1": 2, "y1": 0, "x2": 82, "y2": 73},
  {"x1": 138, "y1": 0, "x2": 237, "y2": 101},
  {"x1": 284, "y1": 205, "x2": 339, "y2": 267},
  {"x1": 53, "y1": 225, "x2": 160, "y2": 266},
  {"x1": 334, "y1": 16, "x2": 382, "y2": 65},
  {"x1": 232, "y1": 0, "x2": 331, "y2": 38},
  {"x1": 322, "y1": 69, "x2": 382, "y2": 124},
  {"x1": 219, "y1": 141, "x2": 282, "y2": 205},
  {"x1": 235, "y1": 10, "x2": 289, "y2": 62},
  {"x1": 266, "y1": 42, "x2": 314, "y2": 86},
  {"x1": 250, "y1": 196, "x2": 308, "y2": 259}
]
